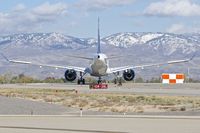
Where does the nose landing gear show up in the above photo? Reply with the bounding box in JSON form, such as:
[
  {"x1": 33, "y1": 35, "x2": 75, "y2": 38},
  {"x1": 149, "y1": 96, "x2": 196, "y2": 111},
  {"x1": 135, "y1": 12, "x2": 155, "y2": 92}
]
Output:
[{"x1": 97, "y1": 77, "x2": 102, "y2": 84}]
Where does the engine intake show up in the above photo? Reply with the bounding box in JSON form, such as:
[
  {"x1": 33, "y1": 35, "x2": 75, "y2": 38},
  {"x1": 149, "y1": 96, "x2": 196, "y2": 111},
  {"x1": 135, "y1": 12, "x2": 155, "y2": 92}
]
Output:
[
  {"x1": 65, "y1": 69, "x2": 77, "y2": 81},
  {"x1": 123, "y1": 69, "x2": 135, "y2": 81}
]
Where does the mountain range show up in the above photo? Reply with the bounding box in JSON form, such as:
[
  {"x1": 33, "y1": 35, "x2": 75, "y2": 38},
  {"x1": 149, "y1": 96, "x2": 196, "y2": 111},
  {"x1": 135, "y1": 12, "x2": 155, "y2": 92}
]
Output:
[{"x1": 0, "y1": 32, "x2": 199, "y2": 80}]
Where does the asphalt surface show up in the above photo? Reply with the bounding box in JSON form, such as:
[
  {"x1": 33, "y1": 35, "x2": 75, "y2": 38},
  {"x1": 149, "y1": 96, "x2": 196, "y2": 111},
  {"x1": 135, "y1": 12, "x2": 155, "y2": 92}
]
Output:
[
  {"x1": 0, "y1": 96, "x2": 80, "y2": 115},
  {"x1": 0, "y1": 116, "x2": 200, "y2": 133}
]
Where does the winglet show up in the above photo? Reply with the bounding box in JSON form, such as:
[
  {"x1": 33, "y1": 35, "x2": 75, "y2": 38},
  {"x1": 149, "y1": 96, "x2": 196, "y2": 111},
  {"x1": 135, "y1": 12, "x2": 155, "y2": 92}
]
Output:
[
  {"x1": 189, "y1": 53, "x2": 196, "y2": 61},
  {"x1": 0, "y1": 53, "x2": 10, "y2": 62}
]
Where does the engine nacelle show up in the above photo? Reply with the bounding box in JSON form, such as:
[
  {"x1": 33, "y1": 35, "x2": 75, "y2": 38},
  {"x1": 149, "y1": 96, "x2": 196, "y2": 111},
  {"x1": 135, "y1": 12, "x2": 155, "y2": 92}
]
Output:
[
  {"x1": 64, "y1": 69, "x2": 77, "y2": 81},
  {"x1": 123, "y1": 69, "x2": 135, "y2": 81}
]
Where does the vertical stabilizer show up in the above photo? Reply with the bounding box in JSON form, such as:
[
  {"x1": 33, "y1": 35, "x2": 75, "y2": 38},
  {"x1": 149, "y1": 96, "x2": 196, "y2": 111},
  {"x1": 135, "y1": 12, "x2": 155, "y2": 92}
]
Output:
[{"x1": 97, "y1": 17, "x2": 101, "y2": 54}]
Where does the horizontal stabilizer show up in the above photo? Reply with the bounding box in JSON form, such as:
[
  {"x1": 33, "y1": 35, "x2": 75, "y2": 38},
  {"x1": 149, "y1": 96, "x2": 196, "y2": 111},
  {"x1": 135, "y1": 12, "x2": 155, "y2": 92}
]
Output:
[{"x1": 63, "y1": 55, "x2": 93, "y2": 60}]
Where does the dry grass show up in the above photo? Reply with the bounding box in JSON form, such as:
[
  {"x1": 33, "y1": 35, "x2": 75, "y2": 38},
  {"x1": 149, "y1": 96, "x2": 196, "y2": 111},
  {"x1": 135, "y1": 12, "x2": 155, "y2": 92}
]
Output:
[{"x1": 0, "y1": 88, "x2": 200, "y2": 113}]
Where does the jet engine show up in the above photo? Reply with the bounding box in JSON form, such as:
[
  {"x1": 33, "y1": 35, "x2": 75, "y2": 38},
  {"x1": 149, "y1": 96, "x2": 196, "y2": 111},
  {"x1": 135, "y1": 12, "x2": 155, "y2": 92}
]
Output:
[
  {"x1": 123, "y1": 69, "x2": 135, "y2": 81},
  {"x1": 64, "y1": 69, "x2": 77, "y2": 81}
]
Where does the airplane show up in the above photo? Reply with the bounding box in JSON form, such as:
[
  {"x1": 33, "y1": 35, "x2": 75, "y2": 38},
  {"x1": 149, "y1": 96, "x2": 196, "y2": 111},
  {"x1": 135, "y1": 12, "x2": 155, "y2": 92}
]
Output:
[{"x1": 1, "y1": 18, "x2": 194, "y2": 85}]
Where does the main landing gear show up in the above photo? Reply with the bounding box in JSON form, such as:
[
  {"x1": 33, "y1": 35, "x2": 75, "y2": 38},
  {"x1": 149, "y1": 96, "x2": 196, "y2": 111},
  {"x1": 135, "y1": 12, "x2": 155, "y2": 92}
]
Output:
[
  {"x1": 114, "y1": 72, "x2": 122, "y2": 86},
  {"x1": 114, "y1": 77, "x2": 122, "y2": 86},
  {"x1": 77, "y1": 72, "x2": 85, "y2": 85},
  {"x1": 77, "y1": 78, "x2": 85, "y2": 85}
]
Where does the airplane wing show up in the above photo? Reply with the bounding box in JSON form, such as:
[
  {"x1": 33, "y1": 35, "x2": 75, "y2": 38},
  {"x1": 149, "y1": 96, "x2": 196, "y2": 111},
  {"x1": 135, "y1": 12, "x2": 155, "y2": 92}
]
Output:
[
  {"x1": 109, "y1": 57, "x2": 194, "y2": 74},
  {"x1": 1, "y1": 53, "x2": 86, "y2": 72}
]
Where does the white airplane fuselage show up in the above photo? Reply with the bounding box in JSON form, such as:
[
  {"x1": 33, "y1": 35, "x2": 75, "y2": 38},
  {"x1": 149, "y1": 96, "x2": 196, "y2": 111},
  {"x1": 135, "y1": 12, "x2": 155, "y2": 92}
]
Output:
[{"x1": 90, "y1": 53, "x2": 109, "y2": 77}]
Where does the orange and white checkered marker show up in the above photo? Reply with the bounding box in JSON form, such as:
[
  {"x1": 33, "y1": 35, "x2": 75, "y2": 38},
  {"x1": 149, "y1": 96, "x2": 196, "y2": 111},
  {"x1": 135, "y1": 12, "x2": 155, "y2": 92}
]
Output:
[{"x1": 162, "y1": 73, "x2": 185, "y2": 84}]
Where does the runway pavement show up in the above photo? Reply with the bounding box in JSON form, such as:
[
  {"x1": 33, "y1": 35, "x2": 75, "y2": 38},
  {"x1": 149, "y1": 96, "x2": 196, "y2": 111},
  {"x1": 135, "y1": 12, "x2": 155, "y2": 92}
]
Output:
[
  {"x1": 0, "y1": 115, "x2": 200, "y2": 133},
  {"x1": 1, "y1": 83, "x2": 200, "y2": 96}
]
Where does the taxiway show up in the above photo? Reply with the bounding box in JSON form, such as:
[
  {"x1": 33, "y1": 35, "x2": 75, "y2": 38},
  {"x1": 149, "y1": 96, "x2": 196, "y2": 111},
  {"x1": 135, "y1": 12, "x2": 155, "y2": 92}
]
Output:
[
  {"x1": 1, "y1": 83, "x2": 200, "y2": 96},
  {"x1": 0, "y1": 116, "x2": 199, "y2": 133}
]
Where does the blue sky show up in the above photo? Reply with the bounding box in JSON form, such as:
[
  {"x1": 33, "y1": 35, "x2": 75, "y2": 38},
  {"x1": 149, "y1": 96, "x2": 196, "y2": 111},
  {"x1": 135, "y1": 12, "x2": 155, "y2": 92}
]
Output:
[{"x1": 0, "y1": 0, "x2": 200, "y2": 37}]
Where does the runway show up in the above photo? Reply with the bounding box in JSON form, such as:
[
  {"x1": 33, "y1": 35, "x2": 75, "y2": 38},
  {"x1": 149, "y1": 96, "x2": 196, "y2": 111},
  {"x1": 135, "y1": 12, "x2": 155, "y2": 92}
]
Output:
[
  {"x1": 1, "y1": 83, "x2": 200, "y2": 96},
  {"x1": 0, "y1": 116, "x2": 200, "y2": 133}
]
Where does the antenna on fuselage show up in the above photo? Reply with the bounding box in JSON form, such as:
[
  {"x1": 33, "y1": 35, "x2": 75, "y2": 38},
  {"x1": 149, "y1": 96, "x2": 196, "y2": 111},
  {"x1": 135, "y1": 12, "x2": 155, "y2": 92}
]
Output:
[{"x1": 97, "y1": 17, "x2": 101, "y2": 54}]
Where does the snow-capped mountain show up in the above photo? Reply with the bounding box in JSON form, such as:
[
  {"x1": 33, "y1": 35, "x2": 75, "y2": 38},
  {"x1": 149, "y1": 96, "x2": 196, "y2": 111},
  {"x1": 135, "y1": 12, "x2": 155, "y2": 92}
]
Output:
[
  {"x1": 103, "y1": 32, "x2": 164, "y2": 47},
  {"x1": 0, "y1": 33, "x2": 200, "y2": 52},
  {"x1": 0, "y1": 33, "x2": 95, "y2": 49},
  {"x1": 0, "y1": 32, "x2": 199, "y2": 79},
  {"x1": 103, "y1": 32, "x2": 200, "y2": 55},
  {"x1": 1, "y1": 32, "x2": 199, "y2": 55}
]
